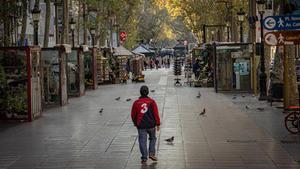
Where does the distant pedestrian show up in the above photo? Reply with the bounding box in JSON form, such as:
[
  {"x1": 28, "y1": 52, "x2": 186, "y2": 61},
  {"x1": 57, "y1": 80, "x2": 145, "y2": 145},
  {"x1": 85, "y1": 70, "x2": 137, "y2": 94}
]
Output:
[
  {"x1": 150, "y1": 59, "x2": 154, "y2": 70},
  {"x1": 193, "y1": 59, "x2": 201, "y2": 80},
  {"x1": 155, "y1": 59, "x2": 159, "y2": 69},
  {"x1": 131, "y1": 85, "x2": 161, "y2": 163},
  {"x1": 167, "y1": 58, "x2": 170, "y2": 68},
  {"x1": 144, "y1": 61, "x2": 148, "y2": 70}
]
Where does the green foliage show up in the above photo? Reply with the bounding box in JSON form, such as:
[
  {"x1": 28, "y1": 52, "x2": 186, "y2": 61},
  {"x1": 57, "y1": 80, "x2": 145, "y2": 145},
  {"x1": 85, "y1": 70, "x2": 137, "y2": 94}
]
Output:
[
  {"x1": 0, "y1": 64, "x2": 8, "y2": 111},
  {"x1": 155, "y1": 0, "x2": 249, "y2": 42}
]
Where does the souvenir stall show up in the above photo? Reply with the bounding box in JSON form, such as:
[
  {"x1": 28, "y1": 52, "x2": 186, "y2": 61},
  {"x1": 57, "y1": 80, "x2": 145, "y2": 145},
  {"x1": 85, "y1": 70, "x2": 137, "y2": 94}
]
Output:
[
  {"x1": 84, "y1": 47, "x2": 97, "y2": 90},
  {"x1": 113, "y1": 46, "x2": 133, "y2": 83},
  {"x1": 68, "y1": 47, "x2": 86, "y2": 97},
  {"x1": 0, "y1": 47, "x2": 42, "y2": 122},
  {"x1": 131, "y1": 52, "x2": 145, "y2": 82},
  {"x1": 41, "y1": 45, "x2": 70, "y2": 107}
]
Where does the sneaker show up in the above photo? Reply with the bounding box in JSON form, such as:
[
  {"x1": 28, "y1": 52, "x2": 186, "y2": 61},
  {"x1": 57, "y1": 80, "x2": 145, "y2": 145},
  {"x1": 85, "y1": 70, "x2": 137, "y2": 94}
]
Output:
[
  {"x1": 141, "y1": 159, "x2": 147, "y2": 163},
  {"x1": 149, "y1": 155, "x2": 158, "y2": 161}
]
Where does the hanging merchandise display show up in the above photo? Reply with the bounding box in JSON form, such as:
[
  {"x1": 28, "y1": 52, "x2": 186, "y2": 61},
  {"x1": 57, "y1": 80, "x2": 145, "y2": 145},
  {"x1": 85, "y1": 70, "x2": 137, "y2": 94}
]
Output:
[
  {"x1": 184, "y1": 55, "x2": 193, "y2": 86},
  {"x1": 173, "y1": 55, "x2": 182, "y2": 86},
  {"x1": 96, "y1": 52, "x2": 105, "y2": 84},
  {"x1": 116, "y1": 56, "x2": 128, "y2": 84},
  {"x1": 97, "y1": 48, "x2": 113, "y2": 84},
  {"x1": 131, "y1": 53, "x2": 145, "y2": 83}
]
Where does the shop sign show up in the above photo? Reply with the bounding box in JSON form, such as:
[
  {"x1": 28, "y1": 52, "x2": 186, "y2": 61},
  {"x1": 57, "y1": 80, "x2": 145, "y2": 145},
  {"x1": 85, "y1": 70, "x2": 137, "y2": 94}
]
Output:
[
  {"x1": 264, "y1": 31, "x2": 300, "y2": 46},
  {"x1": 231, "y1": 52, "x2": 243, "y2": 58},
  {"x1": 120, "y1": 31, "x2": 127, "y2": 42},
  {"x1": 216, "y1": 46, "x2": 240, "y2": 50}
]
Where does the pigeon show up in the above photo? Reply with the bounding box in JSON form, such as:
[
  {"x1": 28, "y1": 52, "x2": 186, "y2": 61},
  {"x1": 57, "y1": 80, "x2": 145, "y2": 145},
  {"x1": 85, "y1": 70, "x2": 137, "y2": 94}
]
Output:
[
  {"x1": 99, "y1": 108, "x2": 104, "y2": 113},
  {"x1": 115, "y1": 97, "x2": 121, "y2": 101},
  {"x1": 126, "y1": 98, "x2": 132, "y2": 101},
  {"x1": 245, "y1": 105, "x2": 250, "y2": 109},
  {"x1": 165, "y1": 136, "x2": 174, "y2": 143},
  {"x1": 232, "y1": 96, "x2": 237, "y2": 99},
  {"x1": 151, "y1": 90, "x2": 155, "y2": 93},
  {"x1": 257, "y1": 107, "x2": 264, "y2": 111},
  {"x1": 199, "y1": 108, "x2": 206, "y2": 115},
  {"x1": 196, "y1": 92, "x2": 201, "y2": 98}
]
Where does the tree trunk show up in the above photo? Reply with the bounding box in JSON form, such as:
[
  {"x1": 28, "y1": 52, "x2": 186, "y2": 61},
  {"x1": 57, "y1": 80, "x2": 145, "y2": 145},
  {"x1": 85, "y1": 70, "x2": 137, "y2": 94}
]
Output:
[
  {"x1": 3, "y1": 1, "x2": 11, "y2": 46},
  {"x1": 43, "y1": 0, "x2": 50, "y2": 47},
  {"x1": 20, "y1": 0, "x2": 28, "y2": 46},
  {"x1": 83, "y1": 2, "x2": 87, "y2": 45},
  {"x1": 284, "y1": 46, "x2": 299, "y2": 108},
  {"x1": 77, "y1": 0, "x2": 81, "y2": 46},
  {"x1": 62, "y1": 0, "x2": 69, "y2": 44},
  {"x1": 278, "y1": 2, "x2": 299, "y2": 108}
]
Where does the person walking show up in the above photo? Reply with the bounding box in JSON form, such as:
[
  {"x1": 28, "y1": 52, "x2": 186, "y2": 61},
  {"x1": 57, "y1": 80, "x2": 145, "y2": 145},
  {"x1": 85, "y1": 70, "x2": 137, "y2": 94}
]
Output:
[
  {"x1": 193, "y1": 59, "x2": 201, "y2": 80},
  {"x1": 131, "y1": 85, "x2": 161, "y2": 163}
]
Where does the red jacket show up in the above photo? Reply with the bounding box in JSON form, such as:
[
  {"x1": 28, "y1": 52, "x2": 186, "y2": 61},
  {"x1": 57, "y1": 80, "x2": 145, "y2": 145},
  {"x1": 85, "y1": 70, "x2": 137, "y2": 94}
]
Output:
[{"x1": 131, "y1": 96, "x2": 160, "y2": 129}]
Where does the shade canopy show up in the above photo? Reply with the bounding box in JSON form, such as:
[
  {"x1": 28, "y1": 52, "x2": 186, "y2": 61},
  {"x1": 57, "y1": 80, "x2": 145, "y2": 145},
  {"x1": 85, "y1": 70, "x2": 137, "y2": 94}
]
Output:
[{"x1": 113, "y1": 45, "x2": 133, "y2": 56}]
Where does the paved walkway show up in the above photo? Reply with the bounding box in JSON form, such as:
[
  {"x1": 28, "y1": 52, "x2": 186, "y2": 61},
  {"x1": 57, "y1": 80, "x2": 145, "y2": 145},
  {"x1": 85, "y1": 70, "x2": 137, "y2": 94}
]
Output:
[{"x1": 0, "y1": 68, "x2": 300, "y2": 169}]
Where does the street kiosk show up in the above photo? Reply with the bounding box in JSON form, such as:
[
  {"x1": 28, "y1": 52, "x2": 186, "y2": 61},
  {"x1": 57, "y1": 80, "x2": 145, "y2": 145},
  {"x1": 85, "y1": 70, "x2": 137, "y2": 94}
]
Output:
[
  {"x1": 0, "y1": 47, "x2": 42, "y2": 121},
  {"x1": 41, "y1": 45, "x2": 71, "y2": 107},
  {"x1": 113, "y1": 46, "x2": 133, "y2": 83},
  {"x1": 213, "y1": 43, "x2": 253, "y2": 92}
]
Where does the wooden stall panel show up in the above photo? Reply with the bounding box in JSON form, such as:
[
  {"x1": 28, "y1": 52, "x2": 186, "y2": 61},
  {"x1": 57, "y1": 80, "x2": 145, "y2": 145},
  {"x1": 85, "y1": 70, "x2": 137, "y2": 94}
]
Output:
[
  {"x1": 60, "y1": 51, "x2": 68, "y2": 106},
  {"x1": 67, "y1": 50, "x2": 80, "y2": 97},
  {"x1": 92, "y1": 48, "x2": 97, "y2": 90},
  {"x1": 78, "y1": 51, "x2": 85, "y2": 96},
  {"x1": 30, "y1": 49, "x2": 42, "y2": 120},
  {"x1": 84, "y1": 51, "x2": 94, "y2": 90}
]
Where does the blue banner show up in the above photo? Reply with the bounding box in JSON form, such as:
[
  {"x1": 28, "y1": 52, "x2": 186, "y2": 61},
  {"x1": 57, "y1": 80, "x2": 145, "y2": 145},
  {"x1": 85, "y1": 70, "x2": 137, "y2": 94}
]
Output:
[{"x1": 263, "y1": 15, "x2": 300, "y2": 31}]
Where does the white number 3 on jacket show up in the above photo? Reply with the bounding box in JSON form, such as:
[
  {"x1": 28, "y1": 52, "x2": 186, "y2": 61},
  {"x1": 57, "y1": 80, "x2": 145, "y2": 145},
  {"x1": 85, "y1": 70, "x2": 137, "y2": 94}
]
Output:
[{"x1": 141, "y1": 103, "x2": 148, "y2": 114}]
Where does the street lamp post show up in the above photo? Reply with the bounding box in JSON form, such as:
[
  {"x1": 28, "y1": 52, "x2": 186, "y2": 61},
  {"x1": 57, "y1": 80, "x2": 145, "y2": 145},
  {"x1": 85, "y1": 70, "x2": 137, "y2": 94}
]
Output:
[
  {"x1": 14, "y1": 0, "x2": 22, "y2": 46},
  {"x1": 90, "y1": 28, "x2": 95, "y2": 47},
  {"x1": 226, "y1": 22, "x2": 230, "y2": 42},
  {"x1": 202, "y1": 24, "x2": 206, "y2": 43},
  {"x1": 256, "y1": 0, "x2": 267, "y2": 100},
  {"x1": 31, "y1": 3, "x2": 40, "y2": 46},
  {"x1": 69, "y1": 18, "x2": 76, "y2": 47},
  {"x1": 237, "y1": 8, "x2": 245, "y2": 43},
  {"x1": 211, "y1": 31, "x2": 215, "y2": 41}
]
